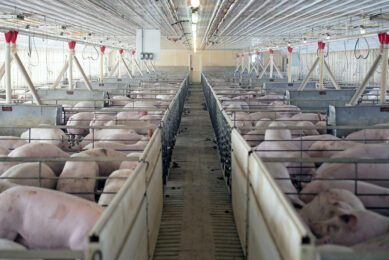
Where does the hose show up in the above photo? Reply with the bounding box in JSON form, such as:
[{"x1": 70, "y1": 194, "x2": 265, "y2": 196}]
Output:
[{"x1": 354, "y1": 37, "x2": 370, "y2": 60}]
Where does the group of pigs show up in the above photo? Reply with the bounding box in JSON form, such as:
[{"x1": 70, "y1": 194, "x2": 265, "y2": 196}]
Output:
[
  {"x1": 0, "y1": 91, "x2": 171, "y2": 254},
  {"x1": 214, "y1": 81, "x2": 389, "y2": 253}
]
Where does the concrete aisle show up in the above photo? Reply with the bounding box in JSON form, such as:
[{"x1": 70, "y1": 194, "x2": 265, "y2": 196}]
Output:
[{"x1": 153, "y1": 84, "x2": 244, "y2": 260}]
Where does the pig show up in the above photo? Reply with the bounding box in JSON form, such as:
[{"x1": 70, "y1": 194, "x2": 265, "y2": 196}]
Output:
[
  {"x1": 0, "y1": 143, "x2": 69, "y2": 176},
  {"x1": 98, "y1": 169, "x2": 133, "y2": 206},
  {"x1": 0, "y1": 186, "x2": 103, "y2": 250},
  {"x1": 300, "y1": 189, "x2": 365, "y2": 228},
  {"x1": 316, "y1": 244, "x2": 353, "y2": 253},
  {"x1": 242, "y1": 119, "x2": 272, "y2": 146},
  {"x1": 352, "y1": 232, "x2": 389, "y2": 251},
  {"x1": 20, "y1": 127, "x2": 71, "y2": 151},
  {"x1": 120, "y1": 152, "x2": 143, "y2": 170},
  {"x1": 83, "y1": 140, "x2": 148, "y2": 154},
  {"x1": 230, "y1": 112, "x2": 253, "y2": 134},
  {"x1": 315, "y1": 121, "x2": 327, "y2": 134},
  {"x1": 89, "y1": 114, "x2": 116, "y2": 133},
  {"x1": 57, "y1": 153, "x2": 100, "y2": 201},
  {"x1": 0, "y1": 136, "x2": 27, "y2": 151},
  {"x1": 80, "y1": 128, "x2": 143, "y2": 147},
  {"x1": 291, "y1": 134, "x2": 339, "y2": 152},
  {"x1": 300, "y1": 180, "x2": 389, "y2": 216},
  {"x1": 110, "y1": 95, "x2": 132, "y2": 106},
  {"x1": 290, "y1": 113, "x2": 324, "y2": 124},
  {"x1": 315, "y1": 144, "x2": 389, "y2": 188},
  {"x1": 296, "y1": 121, "x2": 320, "y2": 136},
  {"x1": 312, "y1": 209, "x2": 389, "y2": 246},
  {"x1": 79, "y1": 148, "x2": 127, "y2": 176},
  {"x1": 346, "y1": 127, "x2": 389, "y2": 143},
  {"x1": 73, "y1": 101, "x2": 95, "y2": 110},
  {"x1": 272, "y1": 104, "x2": 301, "y2": 118},
  {"x1": 0, "y1": 180, "x2": 16, "y2": 193},
  {"x1": 250, "y1": 111, "x2": 277, "y2": 121},
  {"x1": 0, "y1": 147, "x2": 9, "y2": 156},
  {"x1": 308, "y1": 140, "x2": 361, "y2": 158},
  {"x1": 66, "y1": 112, "x2": 95, "y2": 141},
  {"x1": 264, "y1": 121, "x2": 292, "y2": 141},
  {"x1": 2, "y1": 162, "x2": 56, "y2": 189},
  {"x1": 256, "y1": 122, "x2": 315, "y2": 175},
  {"x1": 264, "y1": 162, "x2": 304, "y2": 207}
]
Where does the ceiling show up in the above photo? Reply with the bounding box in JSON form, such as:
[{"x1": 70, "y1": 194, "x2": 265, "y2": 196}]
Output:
[{"x1": 0, "y1": 0, "x2": 389, "y2": 51}]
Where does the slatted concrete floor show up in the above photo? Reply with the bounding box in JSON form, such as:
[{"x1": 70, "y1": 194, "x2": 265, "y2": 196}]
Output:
[{"x1": 153, "y1": 84, "x2": 244, "y2": 260}]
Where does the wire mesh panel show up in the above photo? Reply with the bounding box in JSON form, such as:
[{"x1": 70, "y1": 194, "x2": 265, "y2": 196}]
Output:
[
  {"x1": 161, "y1": 76, "x2": 189, "y2": 184},
  {"x1": 201, "y1": 74, "x2": 233, "y2": 186}
]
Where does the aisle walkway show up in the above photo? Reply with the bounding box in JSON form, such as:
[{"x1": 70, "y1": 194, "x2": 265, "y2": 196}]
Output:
[{"x1": 153, "y1": 84, "x2": 244, "y2": 260}]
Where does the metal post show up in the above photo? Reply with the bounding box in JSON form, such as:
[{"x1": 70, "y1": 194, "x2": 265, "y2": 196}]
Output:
[
  {"x1": 288, "y1": 47, "x2": 293, "y2": 84},
  {"x1": 52, "y1": 59, "x2": 69, "y2": 89},
  {"x1": 269, "y1": 52, "x2": 274, "y2": 79},
  {"x1": 12, "y1": 52, "x2": 43, "y2": 105},
  {"x1": 100, "y1": 46, "x2": 105, "y2": 82},
  {"x1": 4, "y1": 31, "x2": 12, "y2": 104},
  {"x1": 73, "y1": 56, "x2": 93, "y2": 91},
  {"x1": 241, "y1": 54, "x2": 245, "y2": 74},
  {"x1": 68, "y1": 41, "x2": 76, "y2": 90},
  {"x1": 297, "y1": 57, "x2": 320, "y2": 91},
  {"x1": 149, "y1": 61, "x2": 156, "y2": 72},
  {"x1": 381, "y1": 42, "x2": 388, "y2": 104},
  {"x1": 133, "y1": 57, "x2": 144, "y2": 76},
  {"x1": 247, "y1": 53, "x2": 251, "y2": 75},
  {"x1": 318, "y1": 41, "x2": 325, "y2": 90}
]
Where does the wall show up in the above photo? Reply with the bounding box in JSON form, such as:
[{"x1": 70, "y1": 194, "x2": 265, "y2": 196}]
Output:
[{"x1": 155, "y1": 49, "x2": 237, "y2": 68}]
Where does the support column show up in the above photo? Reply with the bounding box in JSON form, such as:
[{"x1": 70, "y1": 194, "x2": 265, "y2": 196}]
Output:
[
  {"x1": 379, "y1": 33, "x2": 389, "y2": 104},
  {"x1": 269, "y1": 49, "x2": 274, "y2": 79},
  {"x1": 149, "y1": 60, "x2": 156, "y2": 72},
  {"x1": 52, "y1": 59, "x2": 69, "y2": 89},
  {"x1": 100, "y1": 46, "x2": 105, "y2": 82},
  {"x1": 247, "y1": 53, "x2": 251, "y2": 75},
  {"x1": 297, "y1": 57, "x2": 320, "y2": 91},
  {"x1": 235, "y1": 54, "x2": 240, "y2": 73},
  {"x1": 318, "y1": 41, "x2": 325, "y2": 90},
  {"x1": 4, "y1": 31, "x2": 12, "y2": 104},
  {"x1": 144, "y1": 60, "x2": 151, "y2": 74},
  {"x1": 121, "y1": 50, "x2": 133, "y2": 79},
  {"x1": 73, "y1": 56, "x2": 93, "y2": 91},
  {"x1": 240, "y1": 54, "x2": 245, "y2": 74},
  {"x1": 68, "y1": 41, "x2": 76, "y2": 90},
  {"x1": 287, "y1": 46, "x2": 293, "y2": 85}
]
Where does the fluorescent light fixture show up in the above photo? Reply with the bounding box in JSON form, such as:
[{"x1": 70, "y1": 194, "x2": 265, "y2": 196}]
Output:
[
  {"x1": 192, "y1": 12, "x2": 198, "y2": 24},
  {"x1": 191, "y1": 0, "x2": 200, "y2": 8}
]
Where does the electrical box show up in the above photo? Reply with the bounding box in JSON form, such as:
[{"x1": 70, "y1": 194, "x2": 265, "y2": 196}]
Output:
[{"x1": 136, "y1": 29, "x2": 160, "y2": 61}]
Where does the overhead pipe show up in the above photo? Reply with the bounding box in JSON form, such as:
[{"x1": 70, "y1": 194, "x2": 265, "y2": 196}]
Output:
[
  {"x1": 225, "y1": 0, "x2": 381, "y2": 48},
  {"x1": 201, "y1": 0, "x2": 236, "y2": 49}
]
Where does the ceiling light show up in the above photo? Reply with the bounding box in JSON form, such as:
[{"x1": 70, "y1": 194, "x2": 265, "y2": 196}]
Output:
[
  {"x1": 303, "y1": 38, "x2": 307, "y2": 43},
  {"x1": 191, "y1": 0, "x2": 200, "y2": 8},
  {"x1": 360, "y1": 25, "x2": 366, "y2": 35},
  {"x1": 326, "y1": 33, "x2": 331, "y2": 40},
  {"x1": 192, "y1": 12, "x2": 198, "y2": 24}
]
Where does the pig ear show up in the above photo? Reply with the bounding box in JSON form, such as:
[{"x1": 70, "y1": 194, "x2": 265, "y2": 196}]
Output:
[{"x1": 339, "y1": 213, "x2": 358, "y2": 229}]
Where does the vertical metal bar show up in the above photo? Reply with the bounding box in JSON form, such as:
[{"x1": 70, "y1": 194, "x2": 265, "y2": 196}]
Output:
[
  {"x1": 92, "y1": 128, "x2": 95, "y2": 149},
  {"x1": 68, "y1": 49, "x2": 73, "y2": 90},
  {"x1": 269, "y1": 54, "x2": 274, "y2": 79},
  {"x1": 38, "y1": 161, "x2": 42, "y2": 188},
  {"x1": 5, "y1": 40, "x2": 11, "y2": 104},
  {"x1": 319, "y1": 49, "x2": 325, "y2": 90},
  {"x1": 380, "y1": 44, "x2": 388, "y2": 104},
  {"x1": 100, "y1": 51, "x2": 104, "y2": 82},
  {"x1": 288, "y1": 52, "x2": 292, "y2": 83}
]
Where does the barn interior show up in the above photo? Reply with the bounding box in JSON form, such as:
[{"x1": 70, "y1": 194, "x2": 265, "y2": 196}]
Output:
[{"x1": 0, "y1": 1, "x2": 389, "y2": 259}]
